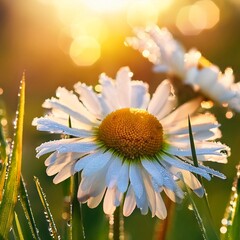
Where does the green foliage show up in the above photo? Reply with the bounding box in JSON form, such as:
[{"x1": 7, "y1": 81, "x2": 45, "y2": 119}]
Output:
[
  {"x1": 188, "y1": 116, "x2": 220, "y2": 240},
  {"x1": 0, "y1": 101, "x2": 8, "y2": 202},
  {"x1": 19, "y1": 176, "x2": 41, "y2": 239},
  {"x1": 34, "y1": 176, "x2": 60, "y2": 239},
  {"x1": 13, "y1": 212, "x2": 24, "y2": 240},
  {"x1": 221, "y1": 164, "x2": 240, "y2": 240},
  {"x1": 0, "y1": 78, "x2": 25, "y2": 239}
]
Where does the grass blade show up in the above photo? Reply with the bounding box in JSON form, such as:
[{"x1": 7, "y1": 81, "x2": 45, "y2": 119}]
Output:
[
  {"x1": 0, "y1": 114, "x2": 7, "y2": 202},
  {"x1": 34, "y1": 176, "x2": 60, "y2": 239},
  {"x1": 188, "y1": 116, "x2": 219, "y2": 240},
  {"x1": 0, "y1": 76, "x2": 25, "y2": 239},
  {"x1": 13, "y1": 212, "x2": 24, "y2": 240},
  {"x1": 19, "y1": 175, "x2": 41, "y2": 239},
  {"x1": 64, "y1": 116, "x2": 85, "y2": 240},
  {"x1": 220, "y1": 163, "x2": 240, "y2": 240}
]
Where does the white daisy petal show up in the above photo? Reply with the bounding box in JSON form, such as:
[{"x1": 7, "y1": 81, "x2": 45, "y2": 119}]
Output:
[
  {"x1": 156, "y1": 96, "x2": 176, "y2": 120},
  {"x1": 43, "y1": 100, "x2": 96, "y2": 125},
  {"x1": 106, "y1": 156, "x2": 122, "y2": 188},
  {"x1": 148, "y1": 80, "x2": 172, "y2": 116},
  {"x1": 155, "y1": 192, "x2": 167, "y2": 219},
  {"x1": 117, "y1": 162, "x2": 129, "y2": 193},
  {"x1": 170, "y1": 122, "x2": 219, "y2": 136},
  {"x1": 116, "y1": 67, "x2": 131, "y2": 107},
  {"x1": 170, "y1": 167, "x2": 204, "y2": 197},
  {"x1": 130, "y1": 81, "x2": 150, "y2": 109},
  {"x1": 36, "y1": 138, "x2": 77, "y2": 157},
  {"x1": 74, "y1": 151, "x2": 101, "y2": 172},
  {"x1": 87, "y1": 188, "x2": 106, "y2": 209},
  {"x1": 141, "y1": 168, "x2": 156, "y2": 217},
  {"x1": 57, "y1": 140, "x2": 98, "y2": 154},
  {"x1": 163, "y1": 187, "x2": 182, "y2": 203},
  {"x1": 74, "y1": 82, "x2": 103, "y2": 117},
  {"x1": 103, "y1": 187, "x2": 117, "y2": 215},
  {"x1": 44, "y1": 152, "x2": 58, "y2": 166},
  {"x1": 162, "y1": 154, "x2": 211, "y2": 180},
  {"x1": 152, "y1": 161, "x2": 184, "y2": 198},
  {"x1": 99, "y1": 74, "x2": 119, "y2": 111},
  {"x1": 78, "y1": 165, "x2": 108, "y2": 202},
  {"x1": 167, "y1": 142, "x2": 227, "y2": 157},
  {"x1": 46, "y1": 153, "x2": 73, "y2": 176},
  {"x1": 82, "y1": 151, "x2": 112, "y2": 177},
  {"x1": 135, "y1": 188, "x2": 148, "y2": 215},
  {"x1": 129, "y1": 164, "x2": 144, "y2": 199},
  {"x1": 141, "y1": 159, "x2": 163, "y2": 187},
  {"x1": 199, "y1": 165, "x2": 226, "y2": 179},
  {"x1": 123, "y1": 185, "x2": 136, "y2": 217},
  {"x1": 53, "y1": 162, "x2": 75, "y2": 184},
  {"x1": 161, "y1": 98, "x2": 201, "y2": 126},
  {"x1": 34, "y1": 117, "x2": 92, "y2": 137}
]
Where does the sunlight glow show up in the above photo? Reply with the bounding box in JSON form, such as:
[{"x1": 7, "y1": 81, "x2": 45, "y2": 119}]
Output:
[
  {"x1": 127, "y1": 1, "x2": 158, "y2": 27},
  {"x1": 176, "y1": 0, "x2": 220, "y2": 35},
  {"x1": 69, "y1": 36, "x2": 101, "y2": 66},
  {"x1": 82, "y1": 0, "x2": 127, "y2": 12},
  {"x1": 38, "y1": 0, "x2": 174, "y2": 66}
]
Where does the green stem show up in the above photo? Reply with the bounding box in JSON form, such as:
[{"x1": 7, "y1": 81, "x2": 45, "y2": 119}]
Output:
[
  {"x1": 113, "y1": 207, "x2": 120, "y2": 240},
  {"x1": 71, "y1": 174, "x2": 85, "y2": 240},
  {"x1": 110, "y1": 204, "x2": 124, "y2": 240}
]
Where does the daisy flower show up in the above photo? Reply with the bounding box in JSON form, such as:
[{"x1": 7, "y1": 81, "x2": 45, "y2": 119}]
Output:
[
  {"x1": 126, "y1": 25, "x2": 240, "y2": 112},
  {"x1": 33, "y1": 67, "x2": 229, "y2": 219}
]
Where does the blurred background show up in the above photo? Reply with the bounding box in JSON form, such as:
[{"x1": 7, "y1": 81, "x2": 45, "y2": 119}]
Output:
[{"x1": 1, "y1": 0, "x2": 240, "y2": 239}]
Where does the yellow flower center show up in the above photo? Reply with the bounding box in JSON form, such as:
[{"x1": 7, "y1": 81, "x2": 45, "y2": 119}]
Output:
[{"x1": 97, "y1": 108, "x2": 163, "y2": 159}]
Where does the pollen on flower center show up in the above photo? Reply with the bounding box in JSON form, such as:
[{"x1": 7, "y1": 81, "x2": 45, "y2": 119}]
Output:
[{"x1": 97, "y1": 108, "x2": 163, "y2": 159}]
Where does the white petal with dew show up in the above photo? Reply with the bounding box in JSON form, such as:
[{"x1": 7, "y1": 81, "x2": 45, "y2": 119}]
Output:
[
  {"x1": 46, "y1": 152, "x2": 76, "y2": 175},
  {"x1": 141, "y1": 168, "x2": 156, "y2": 217},
  {"x1": 162, "y1": 154, "x2": 211, "y2": 180},
  {"x1": 34, "y1": 117, "x2": 92, "y2": 137},
  {"x1": 53, "y1": 162, "x2": 75, "y2": 184},
  {"x1": 156, "y1": 96, "x2": 176, "y2": 120},
  {"x1": 82, "y1": 151, "x2": 112, "y2": 177},
  {"x1": 57, "y1": 139, "x2": 98, "y2": 154},
  {"x1": 43, "y1": 100, "x2": 96, "y2": 125},
  {"x1": 99, "y1": 74, "x2": 120, "y2": 111},
  {"x1": 171, "y1": 167, "x2": 204, "y2": 197},
  {"x1": 129, "y1": 164, "x2": 144, "y2": 199},
  {"x1": 148, "y1": 80, "x2": 172, "y2": 116},
  {"x1": 116, "y1": 67, "x2": 131, "y2": 108},
  {"x1": 130, "y1": 81, "x2": 150, "y2": 109},
  {"x1": 152, "y1": 161, "x2": 184, "y2": 198},
  {"x1": 117, "y1": 162, "x2": 129, "y2": 193},
  {"x1": 78, "y1": 164, "x2": 108, "y2": 202},
  {"x1": 141, "y1": 159, "x2": 163, "y2": 187},
  {"x1": 199, "y1": 165, "x2": 226, "y2": 179},
  {"x1": 161, "y1": 98, "x2": 201, "y2": 126},
  {"x1": 74, "y1": 82, "x2": 103, "y2": 118},
  {"x1": 74, "y1": 152, "x2": 97, "y2": 172},
  {"x1": 36, "y1": 138, "x2": 77, "y2": 157},
  {"x1": 106, "y1": 156, "x2": 122, "y2": 188},
  {"x1": 170, "y1": 123, "x2": 219, "y2": 136}
]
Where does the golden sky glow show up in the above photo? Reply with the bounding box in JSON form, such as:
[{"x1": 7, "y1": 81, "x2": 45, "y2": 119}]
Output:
[{"x1": 37, "y1": 0, "x2": 220, "y2": 66}]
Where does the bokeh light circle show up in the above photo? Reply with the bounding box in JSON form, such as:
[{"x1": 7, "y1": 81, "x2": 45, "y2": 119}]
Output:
[{"x1": 69, "y1": 36, "x2": 101, "y2": 66}]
